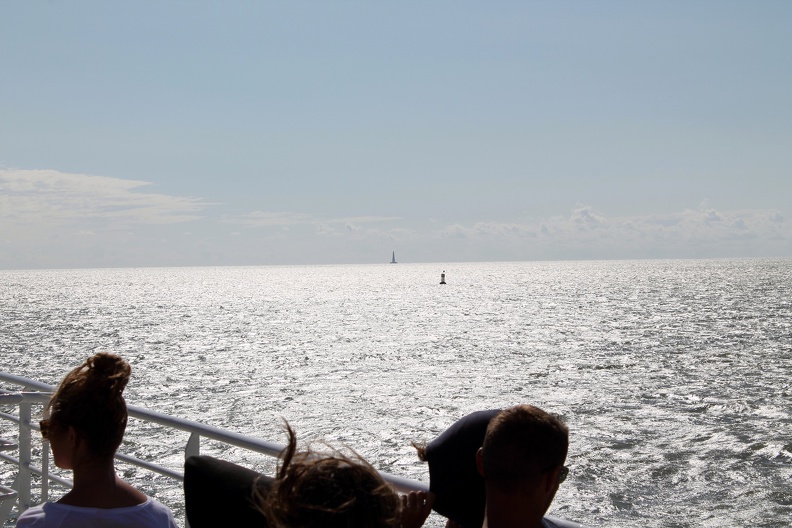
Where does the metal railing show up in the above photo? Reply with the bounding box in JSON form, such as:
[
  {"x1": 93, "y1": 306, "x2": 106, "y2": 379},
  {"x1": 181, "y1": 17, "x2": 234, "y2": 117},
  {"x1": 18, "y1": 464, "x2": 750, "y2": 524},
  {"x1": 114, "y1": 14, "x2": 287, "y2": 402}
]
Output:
[{"x1": 0, "y1": 371, "x2": 427, "y2": 524}]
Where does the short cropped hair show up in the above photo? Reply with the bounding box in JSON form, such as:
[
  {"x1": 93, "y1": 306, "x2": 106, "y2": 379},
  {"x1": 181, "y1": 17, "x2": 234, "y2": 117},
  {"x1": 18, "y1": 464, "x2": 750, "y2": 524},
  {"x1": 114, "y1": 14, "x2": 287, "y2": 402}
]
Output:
[
  {"x1": 258, "y1": 422, "x2": 401, "y2": 528},
  {"x1": 481, "y1": 405, "x2": 568, "y2": 491}
]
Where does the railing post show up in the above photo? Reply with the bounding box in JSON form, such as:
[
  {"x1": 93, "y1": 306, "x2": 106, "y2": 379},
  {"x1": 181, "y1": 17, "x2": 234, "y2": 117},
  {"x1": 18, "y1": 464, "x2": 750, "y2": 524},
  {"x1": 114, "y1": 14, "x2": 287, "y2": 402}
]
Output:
[
  {"x1": 41, "y1": 408, "x2": 50, "y2": 503},
  {"x1": 183, "y1": 433, "x2": 201, "y2": 528},
  {"x1": 185, "y1": 432, "x2": 200, "y2": 459},
  {"x1": 41, "y1": 441, "x2": 50, "y2": 503},
  {"x1": 18, "y1": 401, "x2": 32, "y2": 512}
]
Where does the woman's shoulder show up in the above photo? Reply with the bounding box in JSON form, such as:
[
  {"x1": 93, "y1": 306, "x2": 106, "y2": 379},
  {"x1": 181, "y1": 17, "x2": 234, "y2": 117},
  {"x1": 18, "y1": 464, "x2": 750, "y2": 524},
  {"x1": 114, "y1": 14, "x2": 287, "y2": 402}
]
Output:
[
  {"x1": 139, "y1": 496, "x2": 178, "y2": 526},
  {"x1": 14, "y1": 499, "x2": 176, "y2": 528},
  {"x1": 15, "y1": 502, "x2": 63, "y2": 527}
]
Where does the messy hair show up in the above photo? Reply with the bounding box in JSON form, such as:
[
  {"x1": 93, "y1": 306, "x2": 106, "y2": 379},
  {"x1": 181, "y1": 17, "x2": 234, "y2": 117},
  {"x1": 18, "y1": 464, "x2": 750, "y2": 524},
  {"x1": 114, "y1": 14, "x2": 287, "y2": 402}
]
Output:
[
  {"x1": 257, "y1": 422, "x2": 401, "y2": 528},
  {"x1": 411, "y1": 442, "x2": 428, "y2": 462},
  {"x1": 47, "y1": 352, "x2": 131, "y2": 459}
]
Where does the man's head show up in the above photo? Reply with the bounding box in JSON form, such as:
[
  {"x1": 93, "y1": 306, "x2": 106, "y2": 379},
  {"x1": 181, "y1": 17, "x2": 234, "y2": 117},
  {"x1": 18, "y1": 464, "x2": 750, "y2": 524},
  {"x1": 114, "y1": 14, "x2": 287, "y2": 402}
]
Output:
[{"x1": 477, "y1": 404, "x2": 568, "y2": 508}]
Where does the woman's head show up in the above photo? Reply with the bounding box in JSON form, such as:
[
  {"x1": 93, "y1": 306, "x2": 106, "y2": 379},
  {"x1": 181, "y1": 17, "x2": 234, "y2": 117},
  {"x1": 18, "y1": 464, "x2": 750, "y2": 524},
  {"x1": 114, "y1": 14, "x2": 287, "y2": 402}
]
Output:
[
  {"x1": 43, "y1": 352, "x2": 131, "y2": 460},
  {"x1": 259, "y1": 422, "x2": 401, "y2": 528}
]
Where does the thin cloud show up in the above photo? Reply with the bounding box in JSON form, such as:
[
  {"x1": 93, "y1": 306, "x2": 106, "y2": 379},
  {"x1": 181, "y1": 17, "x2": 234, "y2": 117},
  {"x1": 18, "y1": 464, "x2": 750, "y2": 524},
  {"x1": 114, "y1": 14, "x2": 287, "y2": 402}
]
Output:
[
  {"x1": 571, "y1": 205, "x2": 606, "y2": 230},
  {"x1": 0, "y1": 169, "x2": 208, "y2": 227},
  {"x1": 430, "y1": 204, "x2": 791, "y2": 257},
  {"x1": 222, "y1": 211, "x2": 400, "y2": 228},
  {"x1": 336, "y1": 215, "x2": 400, "y2": 224},
  {"x1": 438, "y1": 222, "x2": 537, "y2": 240},
  {"x1": 2, "y1": 169, "x2": 788, "y2": 268},
  {"x1": 222, "y1": 211, "x2": 315, "y2": 227}
]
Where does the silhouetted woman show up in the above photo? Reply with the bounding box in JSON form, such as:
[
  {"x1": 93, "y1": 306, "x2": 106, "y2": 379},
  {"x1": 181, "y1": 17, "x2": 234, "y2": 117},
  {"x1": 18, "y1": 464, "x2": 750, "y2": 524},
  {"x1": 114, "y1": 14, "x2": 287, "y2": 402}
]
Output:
[{"x1": 16, "y1": 352, "x2": 176, "y2": 527}]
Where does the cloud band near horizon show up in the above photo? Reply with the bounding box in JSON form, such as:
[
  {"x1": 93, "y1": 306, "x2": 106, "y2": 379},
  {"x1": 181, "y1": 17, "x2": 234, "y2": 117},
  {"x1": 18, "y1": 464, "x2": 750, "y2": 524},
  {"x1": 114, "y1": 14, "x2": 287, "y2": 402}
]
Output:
[{"x1": 1, "y1": 169, "x2": 789, "y2": 269}]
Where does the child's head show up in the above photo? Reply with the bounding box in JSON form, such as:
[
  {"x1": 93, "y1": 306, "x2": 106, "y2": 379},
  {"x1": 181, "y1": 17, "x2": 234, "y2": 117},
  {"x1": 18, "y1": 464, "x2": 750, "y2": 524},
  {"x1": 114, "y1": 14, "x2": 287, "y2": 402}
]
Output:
[{"x1": 259, "y1": 422, "x2": 401, "y2": 528}]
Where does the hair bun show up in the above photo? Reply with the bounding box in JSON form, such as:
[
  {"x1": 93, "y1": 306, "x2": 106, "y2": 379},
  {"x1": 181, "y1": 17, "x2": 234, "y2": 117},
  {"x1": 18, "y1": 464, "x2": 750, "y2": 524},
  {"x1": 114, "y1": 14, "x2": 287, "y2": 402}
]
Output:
[{"x1": 87, "y1": 352, "x2": 131, "y2": 395}]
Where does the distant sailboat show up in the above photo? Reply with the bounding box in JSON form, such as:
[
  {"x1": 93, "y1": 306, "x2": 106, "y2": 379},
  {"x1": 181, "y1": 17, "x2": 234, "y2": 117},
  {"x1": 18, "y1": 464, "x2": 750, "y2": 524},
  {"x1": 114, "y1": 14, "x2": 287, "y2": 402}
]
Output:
[{"x1": 391, "y1": 251, "x2": 397, "y2": 264}]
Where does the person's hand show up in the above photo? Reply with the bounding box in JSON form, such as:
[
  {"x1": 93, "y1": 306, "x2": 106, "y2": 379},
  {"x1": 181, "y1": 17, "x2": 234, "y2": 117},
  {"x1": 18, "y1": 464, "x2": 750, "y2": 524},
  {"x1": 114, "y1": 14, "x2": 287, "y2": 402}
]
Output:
[{"x1": 400, "y1": 490, "x2": 435, "y2": 528}]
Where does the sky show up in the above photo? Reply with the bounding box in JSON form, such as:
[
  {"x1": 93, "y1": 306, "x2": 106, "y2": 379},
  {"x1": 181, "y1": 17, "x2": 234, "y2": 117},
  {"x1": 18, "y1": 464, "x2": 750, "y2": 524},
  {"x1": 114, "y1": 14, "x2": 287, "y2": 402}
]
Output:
[{"x1": 1, "y1": 1, "x2": 791, "y2": 269}]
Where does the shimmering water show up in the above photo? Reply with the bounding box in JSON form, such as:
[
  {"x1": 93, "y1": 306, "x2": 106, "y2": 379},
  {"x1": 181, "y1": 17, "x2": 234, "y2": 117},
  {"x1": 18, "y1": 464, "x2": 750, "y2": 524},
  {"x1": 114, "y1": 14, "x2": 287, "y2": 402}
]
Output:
[{"x1": 1, "y1": 259, "x2": 791, "y2": 527}]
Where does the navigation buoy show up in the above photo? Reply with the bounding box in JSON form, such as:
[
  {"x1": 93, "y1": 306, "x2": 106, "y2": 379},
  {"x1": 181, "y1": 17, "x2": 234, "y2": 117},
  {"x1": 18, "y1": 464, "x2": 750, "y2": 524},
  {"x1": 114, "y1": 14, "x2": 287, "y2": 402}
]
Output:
[{"x1": 440, "y1": 271, "x2": 446, "y2": 285}]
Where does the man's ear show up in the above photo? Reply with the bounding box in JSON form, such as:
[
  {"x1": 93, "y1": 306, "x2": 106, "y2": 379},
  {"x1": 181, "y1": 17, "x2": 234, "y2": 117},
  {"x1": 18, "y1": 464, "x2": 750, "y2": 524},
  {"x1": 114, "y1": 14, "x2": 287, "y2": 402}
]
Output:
[
  {"x1": 476, "y1": 447, "x2": 484, "y2": 477},
  {"x1": 543, "y1": 465, "x2": 562, "y2": 496}
]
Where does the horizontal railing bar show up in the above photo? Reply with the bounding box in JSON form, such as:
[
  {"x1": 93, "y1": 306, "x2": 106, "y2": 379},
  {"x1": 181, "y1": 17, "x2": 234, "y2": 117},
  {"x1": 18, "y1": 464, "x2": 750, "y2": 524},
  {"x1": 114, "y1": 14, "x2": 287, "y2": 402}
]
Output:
[
  {"x1": 127, "y1": 405, "x2": 286, "y2": 458},
  {"x1": 0, "y1": 444, "x2": 185, "y2": 488},
  {"x1": 0, "y1": 453, "x2": 72, "y2": 488},
  {"x1": 0, "y1": 413, "x2": 43, "y2": 435},
  {"x1": 0, "y1": 412, "x2": 20, "y2": 425},
  {"x1": 0, "y1": 393, "x2": 52, "y2": 405},
  {"x1": 0, "y1": 486, "x2": 16, "y2": 499},
  {"x1": 379, "y1": 472, "x2": 429, "y2": 493},
  {"x1": 123, "y1": 409, "x2": 426, "y2": 490},
  {"x1": 0, "y1": 373, "x2": 52, "y2": 392},
  {"x1": 0, "y1": 371, "x2": 429, "y2": 494},
  {"x1": 0, "y1": 441, "x2": 17, "y2": 452},
  {"x1": 114, "y1": 453, "x2": 184, "y2": 482}
]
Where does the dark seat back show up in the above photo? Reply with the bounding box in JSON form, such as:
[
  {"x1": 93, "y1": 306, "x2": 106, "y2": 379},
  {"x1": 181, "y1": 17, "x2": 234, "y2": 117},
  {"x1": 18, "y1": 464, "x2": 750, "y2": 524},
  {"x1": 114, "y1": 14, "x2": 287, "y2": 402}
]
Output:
[{"x1": 184, "y1": 455, "x2": 273, "y2": 528}]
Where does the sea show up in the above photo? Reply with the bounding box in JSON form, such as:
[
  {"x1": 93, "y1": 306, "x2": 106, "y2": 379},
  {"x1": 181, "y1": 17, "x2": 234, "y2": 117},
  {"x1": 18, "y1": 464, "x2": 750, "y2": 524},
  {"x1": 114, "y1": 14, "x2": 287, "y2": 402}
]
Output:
[{"x1": 1, "y1": 259, "x2": 791, "y2": 527}]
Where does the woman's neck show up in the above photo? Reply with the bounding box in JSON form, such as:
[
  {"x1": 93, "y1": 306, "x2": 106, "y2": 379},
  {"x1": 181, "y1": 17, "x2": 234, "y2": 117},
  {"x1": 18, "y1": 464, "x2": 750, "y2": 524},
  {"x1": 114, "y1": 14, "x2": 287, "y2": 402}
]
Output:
[{"x1": 58, "y1": 459, "x2": 147, "y2": 509}]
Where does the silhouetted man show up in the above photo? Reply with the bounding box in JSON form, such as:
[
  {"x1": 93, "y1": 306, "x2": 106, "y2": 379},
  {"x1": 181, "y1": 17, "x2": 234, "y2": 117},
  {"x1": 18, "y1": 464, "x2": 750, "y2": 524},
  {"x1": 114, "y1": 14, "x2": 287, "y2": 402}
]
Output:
[{"x1": 476, "y1": 405, "x2": 569, "y2": 528}]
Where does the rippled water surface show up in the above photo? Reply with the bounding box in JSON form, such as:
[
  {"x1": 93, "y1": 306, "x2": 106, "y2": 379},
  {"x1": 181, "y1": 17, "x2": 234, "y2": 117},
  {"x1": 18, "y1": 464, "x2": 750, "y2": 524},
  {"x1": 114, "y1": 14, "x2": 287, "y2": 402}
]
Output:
[{"x1": 2, "y1": 259, "x2": 791, "y2": 527}]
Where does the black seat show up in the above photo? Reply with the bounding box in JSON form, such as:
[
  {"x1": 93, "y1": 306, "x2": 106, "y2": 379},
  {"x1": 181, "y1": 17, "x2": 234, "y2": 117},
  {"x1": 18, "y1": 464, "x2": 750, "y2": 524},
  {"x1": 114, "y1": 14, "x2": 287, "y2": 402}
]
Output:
[{"x1": 184, "y1": 455, "x2": 273, "y2": 528}]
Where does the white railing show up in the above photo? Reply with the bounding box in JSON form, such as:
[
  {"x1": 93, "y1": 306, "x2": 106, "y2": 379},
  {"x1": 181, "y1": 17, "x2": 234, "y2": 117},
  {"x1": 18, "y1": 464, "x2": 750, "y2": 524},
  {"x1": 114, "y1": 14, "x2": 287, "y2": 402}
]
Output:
[{"x1": 0, "y1": 371, "x2": 427, "y2": 525}]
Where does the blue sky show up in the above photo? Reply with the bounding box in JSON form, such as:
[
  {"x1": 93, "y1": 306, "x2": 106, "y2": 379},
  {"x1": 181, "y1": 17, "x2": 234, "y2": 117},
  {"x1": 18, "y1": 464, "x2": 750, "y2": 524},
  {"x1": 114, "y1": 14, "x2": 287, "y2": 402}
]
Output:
[{"x1": 2, "y1": 1, "x2": 791, "y2": 268}]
